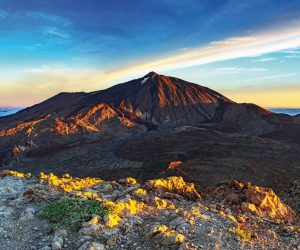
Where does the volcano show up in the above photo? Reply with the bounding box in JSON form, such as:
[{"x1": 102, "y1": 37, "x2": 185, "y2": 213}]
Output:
[
  {"x1": 0, "y1": 72, "x2": 300, "y2": 190},
  {"x1": 0, "y1": 71, "x2": 234, "y2": 133}
]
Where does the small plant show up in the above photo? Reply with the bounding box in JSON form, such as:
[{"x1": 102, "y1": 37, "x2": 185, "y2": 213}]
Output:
[{"x1": 41, "y1": 198, "x2": 108, "y2": 231}]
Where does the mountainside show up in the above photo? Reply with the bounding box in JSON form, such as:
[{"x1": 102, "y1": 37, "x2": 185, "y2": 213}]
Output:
[
  {"x1": 0, "y1": 72, "x2": 300, "y2": 192},
  {"x1": 87, "y1": 71, "x2": 233, "y2": 126},
  {"x1": 0, "y1": 71, "x2": 234, "y2": 132}
]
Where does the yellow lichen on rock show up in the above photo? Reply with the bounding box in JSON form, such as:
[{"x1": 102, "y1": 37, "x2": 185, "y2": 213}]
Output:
[
  {"x1": 146, "y1": 176, "x2": 201, "y2": 200},
  {"x1": 134, "y1": 188, "x2": 147, "y2": 196},
  {"x1": 146, "y1": 224, "x2": 185, "y2": 245},
  {"x1": 103, "y1": 198, "x2": 144, "y2": 222},
  {"x1": 75, "y1": 191, "x2": 102, "y2": 201},
  {"x1": 125, "y1": 177, "x2": 137, "y2": 185},
  {"x1": 153, "y1": 197, "x2": 175, "y2": 210},
  {"x1": 39, "y1": 172, "x2": 102, "y2": 193},
  {"x1": 6, "y1": 170, "x2": 26, "y2": 178},
  {"x1": 104, "y1": 214, "x2": 122, "y2": 228},
  {"x1": 244, "y1": 185, "x2": 297, "y2": 223}
]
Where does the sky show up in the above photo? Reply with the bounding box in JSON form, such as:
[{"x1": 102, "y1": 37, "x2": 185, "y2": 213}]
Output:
[{"x1": 1, "y1": 0, "x2": 300, "y2": 108}]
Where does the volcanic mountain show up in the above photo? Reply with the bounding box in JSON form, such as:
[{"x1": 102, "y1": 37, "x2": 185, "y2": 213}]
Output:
[
  {"x1": 0, "y1": 72, "x2": 300, "y2": 190},
  {"x1": 0, "y1": 71, "x2": 233, "y2": 133}
]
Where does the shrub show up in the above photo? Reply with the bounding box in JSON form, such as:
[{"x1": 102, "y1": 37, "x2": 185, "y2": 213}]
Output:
[{"x1": 41, "y1": 198, "x2": 108, "y2": 231}]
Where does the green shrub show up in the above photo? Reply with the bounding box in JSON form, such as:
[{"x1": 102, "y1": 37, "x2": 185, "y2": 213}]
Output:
[{"x1": 41, "y1": 198, "x2": 108, "y2": 231}]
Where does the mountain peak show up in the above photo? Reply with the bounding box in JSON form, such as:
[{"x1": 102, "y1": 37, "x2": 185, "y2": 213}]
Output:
[{"x1": 143, "y1": 71, "x2": 159, "y2": 78}]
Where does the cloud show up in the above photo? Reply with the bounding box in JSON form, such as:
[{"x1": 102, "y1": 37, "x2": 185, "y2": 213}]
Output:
[
  {"x1": 214, "y1": 67, "x2": 267, "y2": 73},
  {"x1": 252, "y1": 57, "x2": 276, "y2": 62},
  {"x1": 3, "y1": 20, "x2": 300, "y2": 106},
  {"x1": 0, "y1": 9, "x2": 8, "y2": 18},
  {"x1": 26, "y1": 11, "x2": 72, "y2": 27},
  {"x1": 43, "y1": 27, "x2": 70, "y2": 40},
  {"x1": 23, "y1": 65, "x2": 73, "y2": 73},
  {"x1": 281, "y1": 49, "x2": 300, "y2": 54},
  {"x1": 242, "y1": 73, "x2": 296, "y2": 82},
  {"x1": 98, "y1": 22, "x2": 300, "y2": 80},
  {"x1": 284, "y1": 55, "x2": 300, "y2": 58}
]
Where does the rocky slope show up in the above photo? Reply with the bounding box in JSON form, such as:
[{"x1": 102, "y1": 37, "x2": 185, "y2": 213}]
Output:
[{"x1": 0, "y1": 171, "x2": 299, "y2": 250}]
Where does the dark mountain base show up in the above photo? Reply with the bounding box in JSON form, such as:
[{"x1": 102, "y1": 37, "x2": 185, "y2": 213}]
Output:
[{"x1": 2, "y1": 126, "x2": 299, "y2": 194}]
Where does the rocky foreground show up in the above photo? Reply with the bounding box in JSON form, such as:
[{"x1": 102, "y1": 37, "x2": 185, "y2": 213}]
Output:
[{"x1": 0, "y1": 171, "x2": 299, "y2": 250}]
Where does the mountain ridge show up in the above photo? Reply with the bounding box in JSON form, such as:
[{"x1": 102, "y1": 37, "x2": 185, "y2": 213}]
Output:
[{"x1": 0, "y1": 72, "x2": 300, "y2": 191}]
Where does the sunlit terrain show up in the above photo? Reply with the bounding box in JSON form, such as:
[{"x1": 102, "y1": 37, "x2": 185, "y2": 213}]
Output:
[{"x1": 1, "y1": 1, "x2": 300, "y2": 249}]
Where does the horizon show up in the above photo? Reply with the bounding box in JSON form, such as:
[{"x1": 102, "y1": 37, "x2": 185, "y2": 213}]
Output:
[{"x1": 1, "y1": 1, "x2": 300, "y2": 107}]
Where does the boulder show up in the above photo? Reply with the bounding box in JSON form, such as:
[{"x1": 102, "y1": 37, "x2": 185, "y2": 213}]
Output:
[{"x1": 146, "y1": 176, "x2": 201, "y2": 200}]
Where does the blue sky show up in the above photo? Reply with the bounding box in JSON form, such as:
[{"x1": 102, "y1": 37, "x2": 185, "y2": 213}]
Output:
[{"x1": 0, "y1": 0, "x2": 300, "y2": 107}]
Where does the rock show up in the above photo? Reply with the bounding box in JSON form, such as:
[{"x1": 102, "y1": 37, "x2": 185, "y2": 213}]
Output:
[
  {"x1": 23, "y1": 188, "x2": 35, "y2": 197},
  {"x1": 229, "y1": 180, "x2": 244, "y2": 190},
  {"x1": 146, "y1": 224, "x2": 185, "y2": 245},
  {"x1": 241, "y1": 202, "x2": 258, "y2": 215},
  {"x1": 245, "y1": 185, "x2": 297, "y2": 222},
  {"x1": 225, "y1": 192, "x2": 240, "y2": 204},
  {"x1": 104, "y1": 214, "x2": 122, "y2": 228},
  {"x1": 54, "y1": 229, "x2": 67, "y2": 238},
  {"x1": 78, "y1": 242, "x2": 105, "y2": 250},
  {"x1": 0, "y1": 205, "x2": 15, "y2": 218},
  {"x1": 53, "y1": 235, "x2": 63, "y2": 244},
  {"x1": 19, "y1": 207, "x2": 35, "y2": 221},
  {"x1": 40, "y1": 246, "x2": 51, "y2": 250},
  {"x1": 79, "y1": 224, "x2": 104, "y2": 236},
  {"x1": 169, "y1": 217, "x2": 191, "y2": 232},
  {"x1": 145, "y1": 176, "x2": 201, "y2": 200},
  {"x1": 0, "y1": 227, "x2": 8, "y2": 238},
  {"x1": 82, "y1": 216, "x2": 101, "y2": 227},
  {"x1": 266, "y1": 229, "x2": 277, "y2": 240},
  {"x1": 51, "y1": 241, "x2": 62, "y2": 250},
  {"x1": 100, "y1": 183, "x2": 113, "y2": 192}
]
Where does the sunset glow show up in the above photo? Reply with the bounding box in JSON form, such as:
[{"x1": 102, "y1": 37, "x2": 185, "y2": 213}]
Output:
[{"x1": 0, "y1": 1, "x2": 300, "y2": 108}]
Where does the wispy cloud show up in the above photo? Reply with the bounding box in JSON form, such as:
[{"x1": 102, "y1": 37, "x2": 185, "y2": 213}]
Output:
[
  {"x1": 23, "y1": 65, "x2": 73, "y2": 73},
  {"x1": 284, "y1": 55, "x2": 300, "y2": 59},
  {"x1": 215, "y1": 67, "x2": 267, "y2": 74},
  {"x1": 243, "y1": 73, "x2": 296, "y2": 82},
  {"x1": 27, "y1": 11, "x2": 72, "y2": 27},
  {"x1": 99, "y1": 23, "x2": 300, "y2": 79},
  {"x1": 252, "y1": 57, "x2": 276, "y2": 62},
  {"x1": 281, "y1": 49, "x2": 300, "y2": 54},
  {"x1": 0, "y1": 9, "x2": 8, "y2": 18},
  {"x1": 43, "y1": 27, "x2": 70, "y2": 40}
]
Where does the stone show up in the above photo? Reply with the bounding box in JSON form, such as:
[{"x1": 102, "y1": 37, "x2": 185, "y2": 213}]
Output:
[
  {"x1": 245, "y1": 185, "x2": 297, "y2": 222},
  {"x1": 19, "y1": 207, "x2": 35, "y2": 221},
  {"x1": 52, "y1": 241, "x2": 62, "y2": 250},
  {"x1": 241, "y1": 202, "x2": 259, "y2": 215},
  {"x1": 225, "y1": 192, "x2": 240, "y2": 204},
  {"x1": 0, "y1": 206, "x2": 15, "y2": 218},
  {"x1": 145, "y1": 176, "x2": 201, "y2": 200},
  {"x1": 78, "y1": 242, "x2": 105, "y2": 250},
  {"x1": 0, "y1": 227, "x2": 8, "y2": 238},
  {"x1": 146, "y1": 225, "x2": 185, "y2": 245},
  {"x1": 54, "y1": 229, "x2": 67, "y2": 238},
  {"x1": 170, "y1": 217, "x2": 191, "y2": 231},
  {"x1": 79, "y1": 224, "x2": 104, "y2": 236},
  {"x1": 40, "y1": 246, "x2": 51, "y2": 250}
]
